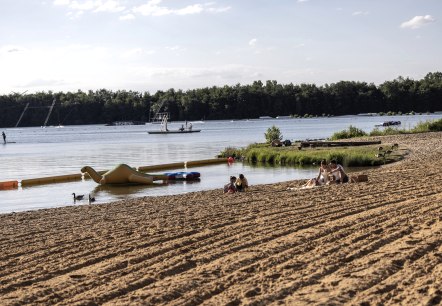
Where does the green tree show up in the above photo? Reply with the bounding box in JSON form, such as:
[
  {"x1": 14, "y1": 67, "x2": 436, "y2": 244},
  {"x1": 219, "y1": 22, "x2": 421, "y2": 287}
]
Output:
[{"x1": 265, "y1": 125, "x2": 283, "y2": 143}]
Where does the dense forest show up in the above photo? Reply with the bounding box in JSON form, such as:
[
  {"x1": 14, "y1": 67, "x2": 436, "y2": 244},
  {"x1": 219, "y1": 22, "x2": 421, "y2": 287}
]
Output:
[{"x1": 1, "y1": 72, "x2": 441, "y2": 127}]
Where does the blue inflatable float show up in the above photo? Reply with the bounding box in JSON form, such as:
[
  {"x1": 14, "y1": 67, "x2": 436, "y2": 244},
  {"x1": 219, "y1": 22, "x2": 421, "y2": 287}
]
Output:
[{"x1": 163, "y1": 171, "x2": 201, "y2": 180}]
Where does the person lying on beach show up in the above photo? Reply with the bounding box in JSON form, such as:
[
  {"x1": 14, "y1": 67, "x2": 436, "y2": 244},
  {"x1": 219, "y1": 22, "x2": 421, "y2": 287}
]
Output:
[
  {"x1": 303, "y1": 159, "x2": 331, "y2": 188},
  {"x1": 223, "y1": 176, "x2": 237, "y2": 193},
  {"x1": 235, "y1": 174, "x2": 248, "y2": 192},
  {"x1": 329, "y1": 160, "x2": 349, "y2": 183}
]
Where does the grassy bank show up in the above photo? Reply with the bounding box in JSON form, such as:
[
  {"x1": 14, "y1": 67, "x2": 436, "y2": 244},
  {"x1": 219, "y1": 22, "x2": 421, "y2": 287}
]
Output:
[
  {"x1": 331, "y1": 118, "x2": 442, "y2": 140},
  {"x1": 219, "y1": 119, "x2": 442, "y2": 167},
  {"x1": 221, "y1": 143, "x2": 405, "y2": 167}
]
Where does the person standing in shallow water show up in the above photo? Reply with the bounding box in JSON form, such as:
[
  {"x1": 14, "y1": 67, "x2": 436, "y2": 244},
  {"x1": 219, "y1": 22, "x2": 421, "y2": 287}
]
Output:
[{"x1": 2, "y1": 131, "x2": 5, "y2": 144}]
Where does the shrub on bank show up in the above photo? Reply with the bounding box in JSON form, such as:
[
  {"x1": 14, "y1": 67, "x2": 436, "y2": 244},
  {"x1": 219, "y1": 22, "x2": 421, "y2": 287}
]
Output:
[
  {"x1": 369, "y1": 127, "x2": 406, "y2": 136},
  {"x1": 219, "y1": 146, "x2": 246, "y2": 159},
  {"x1": 265, "y1": 125, "x2": 283, "y2": 144},
  {"x1": 330, "y1": 125, "x2": 367, "y2": 140},
  {"x1": 428, "y1": 118, "x2": 442, "y2": 131}
]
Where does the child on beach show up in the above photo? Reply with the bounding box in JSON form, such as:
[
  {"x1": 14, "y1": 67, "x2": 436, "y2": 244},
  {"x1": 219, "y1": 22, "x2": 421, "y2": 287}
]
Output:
[{"x1": 223, "y1": 176, "x2": 237, "y2": 193}]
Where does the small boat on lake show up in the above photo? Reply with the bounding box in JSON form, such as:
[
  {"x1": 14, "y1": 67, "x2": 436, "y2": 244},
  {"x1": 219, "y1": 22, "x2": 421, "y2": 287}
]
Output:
[
  {"x1": 148, "y1": 129, "x2": 201, "y2": 134},
  {"x1": 147, "y1": 115, "x2": 201, "y2": 134},
  {"x1": 375, "y1": 121, "x2": 401, "y2": 127}
]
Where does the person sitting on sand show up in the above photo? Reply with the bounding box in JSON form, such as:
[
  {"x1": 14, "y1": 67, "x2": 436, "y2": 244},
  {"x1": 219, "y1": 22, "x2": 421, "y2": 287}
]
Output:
[
  {"x1": 329, "y1": 160, "x2": 348, "y2": 183},
  {"x1": 303, "y1": 159, "x2": 330, "y2": 188},
  {"x1": 235, "y1": 174, "x2": 249, "y2": 192},
  {"x1": 317, "y1": 159, "x2": 331, "y2": 185},
  {"x1": 223, "y1": 176, "x2": 237, "y2": 193}
]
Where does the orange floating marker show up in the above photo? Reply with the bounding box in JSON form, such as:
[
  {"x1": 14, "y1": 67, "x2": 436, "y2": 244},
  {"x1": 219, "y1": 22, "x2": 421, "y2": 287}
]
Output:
[{"x1": 0, "y1": 180, "x2": 19, "y2": 190}]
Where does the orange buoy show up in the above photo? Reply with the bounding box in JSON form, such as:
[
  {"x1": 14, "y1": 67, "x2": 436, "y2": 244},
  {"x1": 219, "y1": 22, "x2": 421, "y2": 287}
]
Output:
[{"x1": 0, "y1": 180, "x2": 19, "y2": 190}]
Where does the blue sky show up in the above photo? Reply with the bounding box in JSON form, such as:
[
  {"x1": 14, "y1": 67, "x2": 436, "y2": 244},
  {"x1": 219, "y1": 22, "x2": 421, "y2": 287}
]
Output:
[{"x1": 0, "y1": 0, "x2": 440, "y2": 94}]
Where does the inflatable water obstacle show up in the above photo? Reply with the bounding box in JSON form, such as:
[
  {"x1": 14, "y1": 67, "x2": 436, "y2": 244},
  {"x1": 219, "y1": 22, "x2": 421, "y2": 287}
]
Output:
[
  {"x1": 0, "y1": 180, "x2": 19, "y2": 190},
  {"x1": 164, "y1": 171, "x2": 200, "y2": 180},
  {"x1": 81, "y1": 164, "x2": 168, "y2": 185},
  {"x1": 0, "y1": 158, "x2": 226, "y2": 188}
]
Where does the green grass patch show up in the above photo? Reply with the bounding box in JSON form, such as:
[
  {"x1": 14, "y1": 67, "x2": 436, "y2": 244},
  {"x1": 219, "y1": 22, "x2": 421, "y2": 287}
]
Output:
[{"x1": 220, "y1": 143, "x2": 405, "y2": 167}]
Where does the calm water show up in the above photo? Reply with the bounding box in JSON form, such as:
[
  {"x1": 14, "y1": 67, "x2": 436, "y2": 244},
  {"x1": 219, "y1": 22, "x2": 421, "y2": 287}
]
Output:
[{"x1": 1, "y1": 114, "x2": 441, "y2": 213}]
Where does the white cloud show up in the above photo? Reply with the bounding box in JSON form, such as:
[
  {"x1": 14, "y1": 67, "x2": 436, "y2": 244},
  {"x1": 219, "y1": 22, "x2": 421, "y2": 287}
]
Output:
[
  {"x1": 69, "y1": 1, "x2": 97, "y2": 11},
  {"x1": 0, "y1": 45, "x2": 27, "y2": 54},
  {"x1": 54, "y1": 0, "x2": 229, "y2": 18},
  {"x1": 66, "y1": 10, "x2": 84, "y2": 19},
  {"x1": 166, "y1": 46, "x2": 187, "y2": 53},
  {"x1": 352, "y1": 11, "x2": 369, "y2": 16},
  {"x1": 401, "y1": 15, "x2": 435, "y2": 29},
  {"x1": 297, "y1": 0, "x2": 309, "y2": 3},
  {"x1": 121, "y1": 48, "x2": 143, "y2": 58},
  {"x1": 133, "y1": 0, "x2": 171, "y2": 16},
  {"x1": 121, "y1": 48, "x2": 155, "y2": 58},
  {"x1": 132, "y1": 0, "x2": 230, "y2": 17},
  {"x1": 53, "y1": 0, "x2": 71, "y2": 5},
  {"x1": 204, "y1": 3, "x2": 231, "y2": 13},
  {"x1": 94, "y1": 1, "x2": 125, "y2": 13},
  {"x1": 0, "y1": 44, "x2": 116, "y2": 92},
  {"x1": 175, "y1": 4, "x2": 203, "y2": 15},
  {"x1": 53, "y1": 0, "x2": 125, "y2": 13},
  {"x1": 249, "y1": 38, "x2": 257, "y2": 47},
  {"x1": 132, "y1": 64, "x2": 258, "y2": 82},
  {"x1": 119, "y1": 13, "x2": 135, "y2": 20}
]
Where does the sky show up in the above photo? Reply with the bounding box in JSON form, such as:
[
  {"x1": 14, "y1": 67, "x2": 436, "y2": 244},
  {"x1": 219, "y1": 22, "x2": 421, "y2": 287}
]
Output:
[{"x1": 0, "y1": 0, "x2": 441, "y2": 94}]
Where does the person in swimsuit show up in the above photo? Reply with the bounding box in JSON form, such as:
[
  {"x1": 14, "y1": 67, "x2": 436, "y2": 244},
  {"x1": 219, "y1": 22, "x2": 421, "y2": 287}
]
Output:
[
  {"x1": 235, "y1": 174, "x2": 249, "y2": 192},
  {"x1": 303, "y1": 159, "x2": 330, "y2": 188},
  {"x1": 329, "y1": 160, "x2": 349, "y2": 183},
  {"x1": 223, "y1": 176, "x2": 237, "y2": 193}
]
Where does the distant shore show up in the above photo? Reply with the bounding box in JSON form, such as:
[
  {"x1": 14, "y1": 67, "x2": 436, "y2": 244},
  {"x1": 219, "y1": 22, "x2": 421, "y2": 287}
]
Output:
[{"x1": 1, "y1": 132, "x2": 441, "y2": 305}]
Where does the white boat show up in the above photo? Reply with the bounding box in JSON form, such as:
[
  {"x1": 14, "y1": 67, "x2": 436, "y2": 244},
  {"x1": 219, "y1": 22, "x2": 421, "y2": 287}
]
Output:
[{"x1": 147, "y1": 115, "x2": 201, "y2": 134}]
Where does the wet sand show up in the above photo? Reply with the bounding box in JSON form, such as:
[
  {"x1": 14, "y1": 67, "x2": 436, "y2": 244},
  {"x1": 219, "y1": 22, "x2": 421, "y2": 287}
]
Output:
[{"x1": 1, "y1": 132, "x2": 441, "y2": 305}]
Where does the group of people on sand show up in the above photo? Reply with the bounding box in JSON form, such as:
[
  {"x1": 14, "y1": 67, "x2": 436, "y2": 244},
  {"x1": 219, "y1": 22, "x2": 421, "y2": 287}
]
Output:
[
  {"x1": 223, "y1": 159, "x2": 349, "y2": 193},
  {"x1": 303, "y1": 159, "x2": 348, "y2": 188},
  {"x1": 223, "y1": 174, "x2": 249, "y2": 193}
]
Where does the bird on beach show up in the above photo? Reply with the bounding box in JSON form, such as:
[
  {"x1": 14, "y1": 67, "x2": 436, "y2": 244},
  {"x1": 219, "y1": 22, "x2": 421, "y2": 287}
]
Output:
[
  {"x1": 88, "y1": 194, "x2": 96, "y2": 204},
  {"x1": 72, "y1": 193, "x2": 84, "y2": 201}
]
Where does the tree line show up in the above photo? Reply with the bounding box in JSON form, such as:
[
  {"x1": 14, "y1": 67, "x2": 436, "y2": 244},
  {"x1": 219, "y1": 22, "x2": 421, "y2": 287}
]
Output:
[{"x1": 1, "y1": 72, "x2": 441, "y2": 127}]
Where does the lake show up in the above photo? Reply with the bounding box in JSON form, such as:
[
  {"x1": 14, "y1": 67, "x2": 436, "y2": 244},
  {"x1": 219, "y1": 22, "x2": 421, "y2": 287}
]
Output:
[{"x1": 1, "y1": 113, "x2": 441, "y2": 213}]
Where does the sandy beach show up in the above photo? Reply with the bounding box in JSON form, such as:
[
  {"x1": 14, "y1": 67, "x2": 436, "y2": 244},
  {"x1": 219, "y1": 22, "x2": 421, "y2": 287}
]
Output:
[{"x1": 1, "y1": 132, "x2": 441, "y2": 305}]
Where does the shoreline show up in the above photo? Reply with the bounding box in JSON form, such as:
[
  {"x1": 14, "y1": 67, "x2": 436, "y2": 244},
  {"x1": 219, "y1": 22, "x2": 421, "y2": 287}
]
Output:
[{"x1": 1, "y1": 132, "x2": 441, "y2": 304}]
